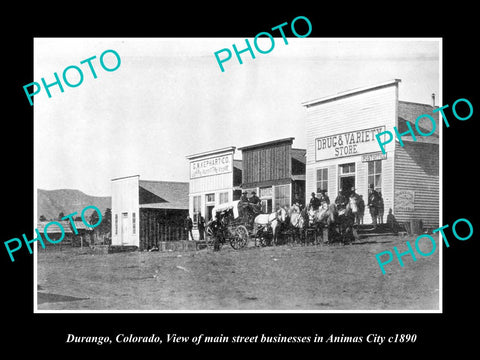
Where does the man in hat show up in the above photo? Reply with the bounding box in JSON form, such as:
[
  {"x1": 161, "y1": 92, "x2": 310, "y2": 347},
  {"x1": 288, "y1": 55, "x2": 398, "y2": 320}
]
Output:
[
  {"x1": 335, "y1": 189, "x2": 348, "y2": 211},
  {"x1": 239, "y1": 190, "x2": 250, "y2": 223},
  {"x1": 197, "y1": 211, "x2": 205, "y2": 240},
  {"x1": 319, "y1": 189, "x2": 330, "y2": 206},
  {"x1": 249, "y1": 190, "x2": 261, "y2": 214},
  {"x1": 349, "y1": 187, "x2": 360, "y2": 224},
  {"x1": 368, "y1": 184, "x2": 380, "y2": 227},
  {"x1": 308, "y1": 192, "x2": 321, "y2": 211},
  {"x1": 184, "y1": 214, "x2": 194, "y2": 240}
]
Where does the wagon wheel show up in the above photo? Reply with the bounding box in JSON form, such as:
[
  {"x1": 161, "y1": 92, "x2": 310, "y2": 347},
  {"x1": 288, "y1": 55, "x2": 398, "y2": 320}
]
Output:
[
  {"x1": 255, "y1": 227, "x2": 270, "y2": 247},
  {"x1": 230, "y1": 225, "x2": 249, "y2": 249}
]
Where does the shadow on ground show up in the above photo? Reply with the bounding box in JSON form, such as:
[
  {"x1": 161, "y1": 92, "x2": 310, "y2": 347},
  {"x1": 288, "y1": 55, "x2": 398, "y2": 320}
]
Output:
[{"x1": 37, "y1": 292, "x2": 89, "y2": 304}]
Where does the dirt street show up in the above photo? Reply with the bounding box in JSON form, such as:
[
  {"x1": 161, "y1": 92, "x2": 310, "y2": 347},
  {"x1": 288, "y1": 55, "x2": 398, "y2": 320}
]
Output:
[{"x1": 36, "y1": 235, "x2": 440, "y2": 311}]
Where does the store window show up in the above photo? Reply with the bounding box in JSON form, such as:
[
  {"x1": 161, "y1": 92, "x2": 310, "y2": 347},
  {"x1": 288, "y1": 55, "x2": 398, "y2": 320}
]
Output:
[
  {"x1": 316, "y1": 168, "x2": 328, "y2": 194},
  {"x1": 193, "y1": 195, "x2": 201, "y2": 223},
  {"x1": 274, "y1": 184, "x2": 291, "y2": 209},
  {"x1": 340, "y1": 163, "x2": 355, "y2": 175},
  {"x1": 205, "y1": 193, "x2": 215, "y2": 203},
  {"x1": 259, "y1": 186, "x2": 273, "y2": 213},
  {"x1": 368, "y1": 160, "x2": 382, "y2": 191},
  {"x1": 219, "y1": 192, "x2": 229, "y2": 204}
]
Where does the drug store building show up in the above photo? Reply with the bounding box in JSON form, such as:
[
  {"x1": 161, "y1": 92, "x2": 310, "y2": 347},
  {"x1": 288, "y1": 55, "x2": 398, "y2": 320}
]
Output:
[{"x1": 302, "y1": 79, "x2": 439, "y2": 229}]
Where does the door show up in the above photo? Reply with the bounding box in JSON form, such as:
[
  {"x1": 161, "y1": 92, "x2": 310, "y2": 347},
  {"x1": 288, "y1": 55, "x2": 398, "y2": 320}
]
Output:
[
  {"x1": 339, "y1": 163, "x2": 356, "y2": 199},
  {"x1": 339, "y1": 176, "x2": 355, "y2": 199},
  {"x1": 206, "y1": 205, "x2": 215, "y2": 222},
  {"x1": 261, "y1": 199, "x2": 272, "y2": 213},
  {"x1": 121, "y1": 212, "x2": 129, "y2": 245}
]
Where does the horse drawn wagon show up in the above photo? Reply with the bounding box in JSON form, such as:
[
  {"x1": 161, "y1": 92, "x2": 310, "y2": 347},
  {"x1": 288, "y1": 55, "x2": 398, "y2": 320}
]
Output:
[{"x1": 204, "y1": 200, "x2": 287, "y2": 250}]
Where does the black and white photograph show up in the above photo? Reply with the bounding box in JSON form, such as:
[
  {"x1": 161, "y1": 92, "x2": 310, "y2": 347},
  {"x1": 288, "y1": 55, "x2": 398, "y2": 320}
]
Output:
[
  {"x1": 33, "y1": 37, "x2": 441, "y2": 312},
  {"x1": 4, "y1": 7, "x2": 479, "y2": 355}
]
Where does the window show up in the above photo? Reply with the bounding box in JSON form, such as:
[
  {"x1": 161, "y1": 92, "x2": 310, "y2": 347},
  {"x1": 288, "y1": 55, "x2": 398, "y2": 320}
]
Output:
[
  {"x1": 115, "y1": 214, "x2": 118, "y2": 235},
  {"x1": 316, "y1": 168, "x2": 328, "y2": 194},
  {"x1": 340, "y1": 163, "x2": 355, "y2": 175},
  {"x1": 132, "y1": 212, "x2": 136, "y2": 234},
  {"x1": 259, "y1": 187, "x2": 273, "y2": 198},
  {"x1": 205, "y1": 193, "x2": 215, "y2": 203},
  {"x1": 368, "y1": 160, "x2": 382, "y2": 191},
  {"x1": 274, "y1": 184, "x2": 291, "y2": 208},
  {"x1": 193, "y1": 195, "x2": 201, "y2": 223},
  {"x1": 219, "y1": 192, "x2": 229, "y2": 204}
]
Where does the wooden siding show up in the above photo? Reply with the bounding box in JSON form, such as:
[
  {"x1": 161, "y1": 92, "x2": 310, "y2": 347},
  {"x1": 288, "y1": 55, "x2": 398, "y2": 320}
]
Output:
[
  {"x1": 242, "y1": 143, "x2": 291, "y2": 187},
  {"x1": 139, "y1": 208, "x2": 188, "y2": 250},
  {"x1": 305, "y1": 84, "x2": 398, "y2": 166},
  {"x1": 394, "y1": 141, "x2": 439, "y2": 228},
  {"x1": 111, "y1": 176, "x2": 140, "y2": 247},
  {"x1": 189, "y1": 172, "x2": 233, "y2": 194}
]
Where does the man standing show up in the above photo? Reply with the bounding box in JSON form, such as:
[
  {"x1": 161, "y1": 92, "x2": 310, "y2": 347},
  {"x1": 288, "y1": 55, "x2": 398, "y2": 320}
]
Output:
[
  {"x1": 308, "y1": 192, "x2": 321, "y2": 211},
  {"x1": 349, "y1": 187, "x2": 360, "y2": 224},
  {"x1": 377, "y1": 191, "x2": 384, "y2": 224},
  {"x1": 198, "y1": 212, "x2": 205, "y2": 240},
  {"x1": 319, "y1": 189, "x2": 330, "y2": 205},
  {"x1": 335, "y1": 190, "x2": 348, "y2": 211},
  {"x1": 368, "y1": 184, "x2": 380, "y2": 227},
  {"x1": 184, "y1": 214, "x2": 194, "y2": 240}
]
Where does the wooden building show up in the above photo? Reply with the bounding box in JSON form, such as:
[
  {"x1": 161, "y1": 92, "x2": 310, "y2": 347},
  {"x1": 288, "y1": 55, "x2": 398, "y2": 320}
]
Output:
[
  {"x1": 186, "y1": 147, "x2": 242, "y2": 239},
  {"x1": 238, "y1": 138, "x2": 306, "y2": 212},
  {"x1": 111, "y1": 175, "x2": 189, "y2": 250},
  {"x1": 37, "y1": 220, "x2": 93, "y2": 249},
  {"x1": 302, "y1": 79, "x2": 439, "y2": 228}
]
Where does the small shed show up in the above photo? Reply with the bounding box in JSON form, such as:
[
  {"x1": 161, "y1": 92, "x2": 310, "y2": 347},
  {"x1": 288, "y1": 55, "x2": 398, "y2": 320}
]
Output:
[{"x1": 37, "y1": 220, "x2": 93, "y2": 249}]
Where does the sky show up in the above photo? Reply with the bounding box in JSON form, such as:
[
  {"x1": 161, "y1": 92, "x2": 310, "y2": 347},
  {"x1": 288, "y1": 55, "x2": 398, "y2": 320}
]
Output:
[{"x1": 34, "y1": 38, "x2": 440, "y2": 196}]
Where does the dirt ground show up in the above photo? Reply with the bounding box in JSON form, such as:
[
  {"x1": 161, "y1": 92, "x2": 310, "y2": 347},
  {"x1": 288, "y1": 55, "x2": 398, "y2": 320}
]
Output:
[{"x1": 36, "y1": 234, "x2": 440, "y2": 311}]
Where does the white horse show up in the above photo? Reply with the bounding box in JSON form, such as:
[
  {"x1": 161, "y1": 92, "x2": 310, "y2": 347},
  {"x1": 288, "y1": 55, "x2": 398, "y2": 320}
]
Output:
[
  {"x1": 254, "y1": 207, "x2": 287, "y2": 246},
  {"x1": 308, "y1": 202, "x2": 330, "y2": 226}
]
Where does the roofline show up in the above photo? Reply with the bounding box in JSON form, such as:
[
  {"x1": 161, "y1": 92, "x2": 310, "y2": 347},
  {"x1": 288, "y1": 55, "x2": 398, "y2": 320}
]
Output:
[
  {"x1": 238, "y1": 137, "x2": 295, "y2": 151},
  {"x1": 111, "y1": 174, "x2": 140, "y2": 181},
  {"x1": 399, "y1": 99, "x2": 437, "y2": 109},
  {"x1": 139, "y1": 179, "x2": 189, "y2": 185},
  {"x1": 301, "y1": 79, "x2": 401, "y2": 107},
  {"x1": 186, "y1": 146, "x2": 236, "y2": 160}
]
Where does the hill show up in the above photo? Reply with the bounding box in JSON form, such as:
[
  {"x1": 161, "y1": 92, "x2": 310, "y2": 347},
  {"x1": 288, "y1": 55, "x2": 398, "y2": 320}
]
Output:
[{"x1": 37, "y1": 189, "x2": 111, "y2": 221}]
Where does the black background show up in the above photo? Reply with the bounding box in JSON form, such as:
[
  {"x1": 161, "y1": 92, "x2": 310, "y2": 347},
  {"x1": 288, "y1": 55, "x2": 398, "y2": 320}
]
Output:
[{"x1": 3, "y1": 4, "x2": 478, "y2": 355}]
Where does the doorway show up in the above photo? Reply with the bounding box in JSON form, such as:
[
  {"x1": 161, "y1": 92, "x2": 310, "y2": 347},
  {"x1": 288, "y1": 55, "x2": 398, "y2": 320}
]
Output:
[
  {"x1": 206, "y1": 205, "x2": 215, "y2": 222},
  {"x1": 120, "y1": 212, "x2": 129, "y2": 245},
  {"x1": 339, "y1": 176, "x2": 355, "y2": 199},
  {"x1": 339, "y1": 163, "x2": 356, "y2": 199}
]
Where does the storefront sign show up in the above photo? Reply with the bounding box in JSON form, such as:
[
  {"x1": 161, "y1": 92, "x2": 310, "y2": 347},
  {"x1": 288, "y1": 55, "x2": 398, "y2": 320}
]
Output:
[
  {"x1": 361, "y1": 152, "x2": 387, "y2": 162},
  {"x1": 394, "y1": 190, "x2": 415, "y2": 211},
  {"x1": 190, "y1": 155, "x2": 232, "y2": 179},
  {"x1": 315, "y1": 126, "x2": 387, "y2": 161}
]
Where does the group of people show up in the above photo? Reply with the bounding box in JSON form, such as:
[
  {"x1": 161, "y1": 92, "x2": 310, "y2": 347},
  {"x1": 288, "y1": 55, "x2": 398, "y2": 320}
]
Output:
[
  {"x1": 307, "y1": 184, "x2": 384, "y2": 226},
  {"x1": 184, "y1": 185, "x2": 387, "y2": 241}
]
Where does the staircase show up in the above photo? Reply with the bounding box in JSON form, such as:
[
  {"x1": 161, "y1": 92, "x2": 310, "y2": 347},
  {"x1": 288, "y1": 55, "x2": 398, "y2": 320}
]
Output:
[{"x1": 355, "y1": 223, "x2": 399, "y2": 239}]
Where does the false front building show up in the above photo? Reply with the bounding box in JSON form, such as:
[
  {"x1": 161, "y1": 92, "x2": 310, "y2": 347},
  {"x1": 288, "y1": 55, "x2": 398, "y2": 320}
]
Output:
[
  {"x1": 111, "y1": 175, "x2": 189, "y2": 250},
  {"x1": 186, "y1": 146, "x2": 243, "y2": 239},
  {"x1": 302, "y1": 79, "x2": 439, "y2": 229},
  {"x1": 238, "y1": 137, "x2": 306, "y2": 212}
]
